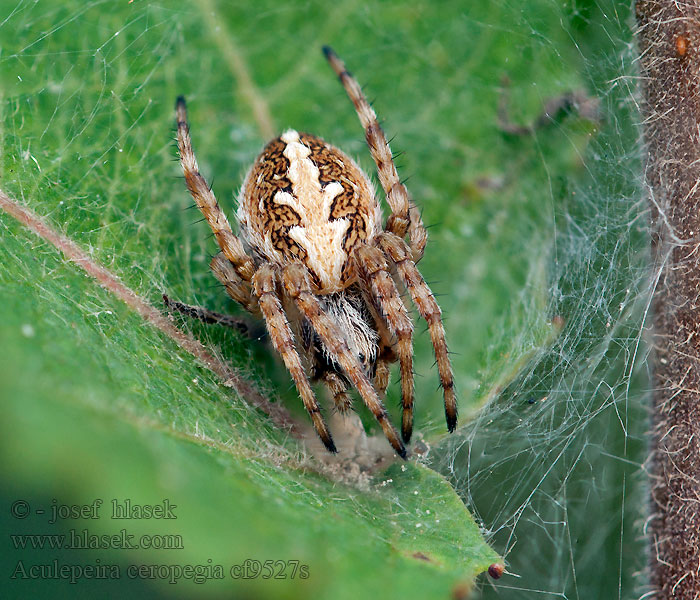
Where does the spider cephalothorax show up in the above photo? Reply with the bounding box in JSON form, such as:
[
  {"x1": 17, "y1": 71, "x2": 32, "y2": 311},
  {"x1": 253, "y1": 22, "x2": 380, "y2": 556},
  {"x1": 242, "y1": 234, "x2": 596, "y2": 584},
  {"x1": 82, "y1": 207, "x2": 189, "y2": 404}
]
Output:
[{"x1": 173, "y1": 46, "x2": 457, "y2": 459}]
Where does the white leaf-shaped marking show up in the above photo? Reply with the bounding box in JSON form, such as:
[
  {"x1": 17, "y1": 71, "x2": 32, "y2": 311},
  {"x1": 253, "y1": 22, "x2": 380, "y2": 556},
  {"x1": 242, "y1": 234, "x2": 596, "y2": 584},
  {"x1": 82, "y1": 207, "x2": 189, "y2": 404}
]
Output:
[{"x1": 274, "y1": 130, "x2": 350, "y2": 291}]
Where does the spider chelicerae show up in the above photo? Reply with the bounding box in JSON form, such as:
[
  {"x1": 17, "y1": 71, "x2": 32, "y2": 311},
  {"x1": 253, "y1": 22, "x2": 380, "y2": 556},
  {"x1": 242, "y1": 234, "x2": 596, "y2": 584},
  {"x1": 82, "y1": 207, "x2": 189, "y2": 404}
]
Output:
[{"x1": 169, "y1": 46, "x2": 456, "y2": 459}]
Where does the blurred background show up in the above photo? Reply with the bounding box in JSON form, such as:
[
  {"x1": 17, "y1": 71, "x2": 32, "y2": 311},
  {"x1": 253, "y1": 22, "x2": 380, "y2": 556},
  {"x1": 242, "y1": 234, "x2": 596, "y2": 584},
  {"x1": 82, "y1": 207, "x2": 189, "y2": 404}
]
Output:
[{"x1": 0, "y1": 0, "x2": 648, "y2": 598}]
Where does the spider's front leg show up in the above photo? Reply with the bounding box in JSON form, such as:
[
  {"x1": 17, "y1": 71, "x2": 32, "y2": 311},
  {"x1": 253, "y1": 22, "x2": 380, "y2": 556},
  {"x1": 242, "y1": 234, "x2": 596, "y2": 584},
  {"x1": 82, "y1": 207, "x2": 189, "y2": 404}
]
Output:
[
  {"x1": 252, "y1": 264, "x2": 336, "y2": 454},
  {"x1": 282, "y1": 263, "x2": 407, "y2": 459},
  {"x1": 355, "y1": 245, "x2": 416, "y2": 443},
  {"x1": 378, "y1": 232, "x2": 458, "y2": 434},
  {"x1": 358, "y1": 287, "x2": 395, "y2": 396}
]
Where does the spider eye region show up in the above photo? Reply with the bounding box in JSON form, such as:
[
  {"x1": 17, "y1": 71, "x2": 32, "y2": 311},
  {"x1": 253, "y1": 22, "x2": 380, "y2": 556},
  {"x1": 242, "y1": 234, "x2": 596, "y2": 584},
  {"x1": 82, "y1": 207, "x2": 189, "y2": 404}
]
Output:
[
  {"x1": 236, "y1": 130, "x2": 382, "y2": 293},
  {"x1": 313, "y1": 292, "x2": 379, "y2": 375}
]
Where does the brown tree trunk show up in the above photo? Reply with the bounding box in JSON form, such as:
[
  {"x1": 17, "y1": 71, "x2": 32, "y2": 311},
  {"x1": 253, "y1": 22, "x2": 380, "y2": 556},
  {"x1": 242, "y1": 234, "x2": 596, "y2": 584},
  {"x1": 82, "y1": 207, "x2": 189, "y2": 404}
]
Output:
[{"x1": 637, "y1": 1, "x2": 700, "y2": 597}]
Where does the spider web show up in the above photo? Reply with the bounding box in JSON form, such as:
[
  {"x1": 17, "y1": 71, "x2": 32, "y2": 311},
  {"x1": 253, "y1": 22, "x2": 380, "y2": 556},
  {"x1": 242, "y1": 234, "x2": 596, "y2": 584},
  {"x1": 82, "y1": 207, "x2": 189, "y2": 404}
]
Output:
[
  {"x1": 424, "y1": 3, "x2": 650, "y2": 598},
  {"x1": 0, "y1": 0, "x2": 650, "y2": 598}
]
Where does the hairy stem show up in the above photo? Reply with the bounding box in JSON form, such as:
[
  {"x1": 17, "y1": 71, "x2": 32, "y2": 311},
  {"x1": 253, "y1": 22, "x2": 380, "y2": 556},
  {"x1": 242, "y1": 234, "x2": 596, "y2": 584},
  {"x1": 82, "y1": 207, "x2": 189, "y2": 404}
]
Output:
[
  {"x1": 0, "y1": 189, "x2": 300, "y2": 441},
  {"x1": 636, "y1": 2, "x2": 700, "y2": 597}
]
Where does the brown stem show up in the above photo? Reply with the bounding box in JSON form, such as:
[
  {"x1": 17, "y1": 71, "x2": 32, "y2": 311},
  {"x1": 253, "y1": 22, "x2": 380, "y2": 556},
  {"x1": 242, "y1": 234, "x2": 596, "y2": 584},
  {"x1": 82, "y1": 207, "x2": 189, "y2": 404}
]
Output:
[
  {"x1": 636, "y1": 2, "x2": 700, "y2": 597},
  {"x1": 0, "y1": 189, "x2": 301, "y2": 441}
]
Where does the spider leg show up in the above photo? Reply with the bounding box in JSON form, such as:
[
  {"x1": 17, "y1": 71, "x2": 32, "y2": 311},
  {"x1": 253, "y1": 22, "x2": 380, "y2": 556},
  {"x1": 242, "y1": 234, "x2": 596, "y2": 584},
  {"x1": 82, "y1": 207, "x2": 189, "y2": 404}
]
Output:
[
  {"x1": 210, "y1": 253, "x2": 259, "y2": 315},
  {"x1": 252, "y1": 264, "x2": 336, "y2": 454},
  {"x1": 162, "y1": 294, "x2": 250, "y2": 335},
  {"x1": 375, "y1": 347, "x2": 394, "y2": 397},
  {"x1": 355, "y1": 246, "x2": 416, "y2": 443},
  {"x1": 321, "y1": 371, "x2": 353, "y2": 413},
  {"x1": 407, "y1": 202, "x2": 427, "y2": 263},
  {"x1": 378, "y1": 232, "x2": 458, "y2": 433},
  {"x1": 358, "y1": 286, "x2": 396, "y2": 396},
  {"x1": 176, "y1": 96, "x2": 255, "y2": 281},
  {"x1": 322, "y1": 46, "x2": 410, "y2": 239},
  {"x1": 282, "y1": 263, "x2": 406, "y2": 459}
]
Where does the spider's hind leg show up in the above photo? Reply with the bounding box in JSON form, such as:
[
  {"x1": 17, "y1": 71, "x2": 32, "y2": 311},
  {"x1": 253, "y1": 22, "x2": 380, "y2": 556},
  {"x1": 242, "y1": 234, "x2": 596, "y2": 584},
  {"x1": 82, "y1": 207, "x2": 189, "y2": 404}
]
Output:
[
  {"x1": 323, "y1": 46, "x2": 409, "y2": 239},
  {"x1": 322, "y1": 48, "x2": 427, "y2": 262},
  {"x1": 176, "y1": 97, "x2": 255, "y2": 282},
  {"x1": 209, "y1": 253, "x2": 259, "y2": 315}
]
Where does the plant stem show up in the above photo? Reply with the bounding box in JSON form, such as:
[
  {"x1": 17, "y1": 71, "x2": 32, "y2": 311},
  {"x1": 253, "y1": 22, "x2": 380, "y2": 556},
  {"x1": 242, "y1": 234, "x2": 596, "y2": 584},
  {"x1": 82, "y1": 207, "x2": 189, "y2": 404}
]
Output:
[{"x1": 636, "y1": 1, "x2": 700, "y2": 597}]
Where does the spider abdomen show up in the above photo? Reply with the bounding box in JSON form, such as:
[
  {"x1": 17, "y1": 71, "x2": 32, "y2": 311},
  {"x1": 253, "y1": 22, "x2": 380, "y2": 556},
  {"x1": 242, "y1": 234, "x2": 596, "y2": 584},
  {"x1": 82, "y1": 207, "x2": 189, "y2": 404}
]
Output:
[{"x1": 237, "y1": 130, "x2": 382, "y2": 293}]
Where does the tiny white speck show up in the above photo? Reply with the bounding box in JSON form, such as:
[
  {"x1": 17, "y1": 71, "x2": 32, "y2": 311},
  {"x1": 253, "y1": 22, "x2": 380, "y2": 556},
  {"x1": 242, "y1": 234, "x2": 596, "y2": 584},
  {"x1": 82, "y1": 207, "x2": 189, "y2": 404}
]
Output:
[
  {"x1": 17, "y1": 75, "x2": 22, "y2": 81},
  {"x1": 21, "y1": 324, "x2": 35, "y2": 338},
  {"x1": 413, "y1": 490, "x2": 419, "y2": 495},
  {"x1": 192, "y1": 378, "x2": 199, "y2": 384},
  {"x1": 425, "y1": 510, "x2": 431, "y2": 514},
  {"x1": 415, "y1": 523, "x2": 422, "y2": 528},
  {"x1": 401, "y1": 465, "x2": 407, "y2": 471}
]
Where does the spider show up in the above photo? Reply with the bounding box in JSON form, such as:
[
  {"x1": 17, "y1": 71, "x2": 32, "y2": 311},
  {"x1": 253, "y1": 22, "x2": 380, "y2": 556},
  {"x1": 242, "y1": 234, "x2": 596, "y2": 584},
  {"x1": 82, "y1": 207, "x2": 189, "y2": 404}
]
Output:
[{"x1": 170, "y1": 46, "x2": 456, "y2": 459}]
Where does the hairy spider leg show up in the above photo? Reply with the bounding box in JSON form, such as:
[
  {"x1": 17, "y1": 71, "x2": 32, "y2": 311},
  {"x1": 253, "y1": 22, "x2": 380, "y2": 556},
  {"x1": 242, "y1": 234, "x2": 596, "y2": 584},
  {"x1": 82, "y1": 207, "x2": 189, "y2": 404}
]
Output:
[
  {"x1": 176, "y1": 96, "x2": 255, "y2": 282},
  {"x1": 378, "y1": 232, "x2": 458, "y2": 433},
  {"x1": 323, "y1": 46, "x2": 427, "y2": 261},
  {"x1": 355, "y1": 245, "x2": 416, "y2": 442},
  {"x1": 282, "y1": 263, "x2": 407, "y2": 459},
  {"x1": 253, "y1": 265, "x2": 336, "y2": 453}
]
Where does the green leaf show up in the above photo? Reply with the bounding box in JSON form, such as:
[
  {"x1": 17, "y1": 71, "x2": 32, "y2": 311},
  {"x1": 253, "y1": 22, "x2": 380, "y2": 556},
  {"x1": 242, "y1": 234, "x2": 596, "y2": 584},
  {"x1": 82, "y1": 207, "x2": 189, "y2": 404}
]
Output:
[
  {"x1": 1, "y1": 226, "x2": 498, "y2": 597},
  {"x1": 0, "y1": 0, "x2": 622, "y2": 597}
]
